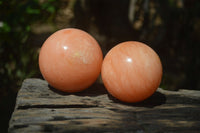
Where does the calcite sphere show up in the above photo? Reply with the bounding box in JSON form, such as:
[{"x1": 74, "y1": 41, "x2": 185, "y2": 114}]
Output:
[
  {"x1": 39, "y1": 28, "x2": 103, "y2": 92},
  {"x1": 101, "y1": 41, "x2": 162, "y2": 103}
]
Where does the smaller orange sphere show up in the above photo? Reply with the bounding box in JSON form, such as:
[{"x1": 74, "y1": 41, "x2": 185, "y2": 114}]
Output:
[
  {"x1": 101, "y1": 41, "x2": 162, "y2": 103},
  {"x1": 39, "y1": 28, "x2": 103, "y2": 92}
]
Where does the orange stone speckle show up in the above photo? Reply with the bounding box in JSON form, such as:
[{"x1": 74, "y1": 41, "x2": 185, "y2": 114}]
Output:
[
  {"x1": 39, "y1": 28, "x2": 103, "y2": 92},
  {"x1": 101, "y1": 41, "x2": 162, "y2": 103}
]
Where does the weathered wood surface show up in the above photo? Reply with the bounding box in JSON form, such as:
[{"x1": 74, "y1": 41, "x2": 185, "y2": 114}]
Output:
[{"x1": 9, "y1": 78, "x2": 200, "y2": 133}]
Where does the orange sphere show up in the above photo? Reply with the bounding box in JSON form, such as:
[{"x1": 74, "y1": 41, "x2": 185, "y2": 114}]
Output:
[
  {"x1": 39, "y1": 28, "x2": 103, "y2": 92},
  {"x1": 101, "y1": 41, "x2": 162, "y2": 103}
]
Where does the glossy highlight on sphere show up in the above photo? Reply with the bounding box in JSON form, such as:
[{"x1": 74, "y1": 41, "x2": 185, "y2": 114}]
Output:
[
  {"x1": 101, "y1": 41, "x2": 162, "y2": 103},
  {"x1": 39, "y1": 28, "x2": 103, "y2": 92}
]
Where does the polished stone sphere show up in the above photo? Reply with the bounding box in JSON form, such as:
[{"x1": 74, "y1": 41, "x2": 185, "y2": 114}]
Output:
[
  {"x1": 39, "y1": 28, "x2": 103, "y2": 92},
  {"x1": 101, "y1": 41, "x2": 162, "y2": 103}
]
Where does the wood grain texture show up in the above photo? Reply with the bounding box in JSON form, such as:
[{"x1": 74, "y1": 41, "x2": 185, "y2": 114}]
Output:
[{"x1": 9, "y1": 78, "x2": 200, "y2": 133}]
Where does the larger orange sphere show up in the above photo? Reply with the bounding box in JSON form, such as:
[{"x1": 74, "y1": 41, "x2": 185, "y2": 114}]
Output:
[
  {"x1": 39, "y1": 28, "x2": 103, "y2": 92},
  {"x1": 101, "y1": 41, "x2": 162, "y2": 103}
]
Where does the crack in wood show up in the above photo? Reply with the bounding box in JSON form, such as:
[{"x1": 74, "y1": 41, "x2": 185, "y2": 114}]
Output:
[
  {"x1": 17, "y1": 104, "x2": 98, "y2": 109},
  {"x1": 13, "y1": 124, "x2": 29, "y2": 129},
  {"x1": 49, "y1": 116, "x2": 102, "y2": 121}
]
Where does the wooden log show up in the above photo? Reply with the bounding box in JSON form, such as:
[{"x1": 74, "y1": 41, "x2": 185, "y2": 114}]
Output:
[{"x1": 9, "y1": 78, "x2": 200, "y2": 133}]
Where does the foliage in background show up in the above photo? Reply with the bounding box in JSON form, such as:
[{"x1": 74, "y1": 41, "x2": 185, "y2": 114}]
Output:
[
  {"x1": 0, "y1": 0, "x2": 200, "y2": 97},
  {"x1": 0, "y1": 0, "x2": 60, "y2": 98},
  {"x1": 1, "y1": 0, "x2": 200, "y2": 99}
]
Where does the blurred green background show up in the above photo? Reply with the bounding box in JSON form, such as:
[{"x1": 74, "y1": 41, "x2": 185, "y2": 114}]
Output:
[{"x1": 0, "y1": 0, "x2": 200, "y2": 132}]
